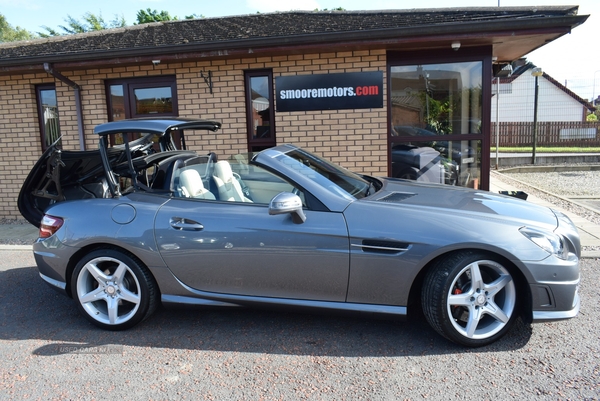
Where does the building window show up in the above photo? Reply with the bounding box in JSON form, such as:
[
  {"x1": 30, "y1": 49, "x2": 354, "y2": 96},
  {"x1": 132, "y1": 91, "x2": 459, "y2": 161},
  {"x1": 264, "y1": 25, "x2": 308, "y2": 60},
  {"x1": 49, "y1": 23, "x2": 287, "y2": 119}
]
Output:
[
  {"x1": 245, "y1": 70, "x2": 276, "y2": 152},
  {"x1": 106, "y1": 76, "x2": 178, "y2": 145},
  {"x1": 388, "y1": 50, "x2": 490, "y2": 189},
  {"x1": 36, "y1": 84, "x2": 61, "y2": 151}
]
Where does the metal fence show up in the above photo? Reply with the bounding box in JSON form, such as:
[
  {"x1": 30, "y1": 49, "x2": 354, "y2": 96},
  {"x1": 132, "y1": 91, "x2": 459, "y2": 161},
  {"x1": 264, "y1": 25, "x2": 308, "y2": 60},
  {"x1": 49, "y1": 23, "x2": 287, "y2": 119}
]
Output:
[{"x1": 491, "y1": 121, "x2": 600, "y2": 147}]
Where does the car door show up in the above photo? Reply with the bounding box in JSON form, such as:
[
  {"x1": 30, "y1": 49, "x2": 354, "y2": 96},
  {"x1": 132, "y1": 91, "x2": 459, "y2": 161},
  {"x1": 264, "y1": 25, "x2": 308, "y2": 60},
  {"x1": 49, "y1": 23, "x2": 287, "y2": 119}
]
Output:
[{"x1": 154, "y1": 198, "x2": 350, "y2": 301}]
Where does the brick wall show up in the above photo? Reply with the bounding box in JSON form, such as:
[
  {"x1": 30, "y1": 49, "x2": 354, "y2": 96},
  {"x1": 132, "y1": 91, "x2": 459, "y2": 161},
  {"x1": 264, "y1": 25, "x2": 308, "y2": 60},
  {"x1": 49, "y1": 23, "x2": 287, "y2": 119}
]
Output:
[
  {"x1": 1, "y1": 73, "x2": 52, "y2": 220},
  {"x1": 0, "y1": 49, "x2": 389, "y2": 221}
]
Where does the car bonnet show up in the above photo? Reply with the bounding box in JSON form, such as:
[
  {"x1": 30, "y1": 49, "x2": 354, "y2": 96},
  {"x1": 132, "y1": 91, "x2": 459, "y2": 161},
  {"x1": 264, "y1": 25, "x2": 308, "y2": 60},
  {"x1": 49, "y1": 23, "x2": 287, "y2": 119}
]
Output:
[{"x1": 372, "y1": 177, "x2": 558, "y2": 228}]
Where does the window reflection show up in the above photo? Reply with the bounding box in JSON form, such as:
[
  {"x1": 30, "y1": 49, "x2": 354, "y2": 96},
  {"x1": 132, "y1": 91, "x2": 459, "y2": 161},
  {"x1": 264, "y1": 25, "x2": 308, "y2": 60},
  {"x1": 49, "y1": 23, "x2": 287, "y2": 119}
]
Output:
[
  {"x1": 110, "y1": 85, "x2": 125, "y2": 121},
  {"x1": 391, "y1": 139, "x2": 481, "y2": 187},
  {"x1": 37, "y1": 86, "x2": 61, "y2": 150},
  {"x1": 250, "y1": 76, "x2": 272, "y2": 139},
  {"x1": 390, "y1": 62, "x2": 482, "y2": 135},
  {"x1": 134, "y1": 87, "x2": 173, "y2": 115},
  {"x1": 390, "y1": 61, "x2": 483, "y2": 188}
]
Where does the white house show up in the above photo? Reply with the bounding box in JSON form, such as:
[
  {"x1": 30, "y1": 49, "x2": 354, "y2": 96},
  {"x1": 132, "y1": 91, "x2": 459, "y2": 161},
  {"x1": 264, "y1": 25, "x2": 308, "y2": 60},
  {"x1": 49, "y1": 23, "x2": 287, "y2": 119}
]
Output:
[{"x1": 491, "y1": 62, "x2": 594, "y2": 122}]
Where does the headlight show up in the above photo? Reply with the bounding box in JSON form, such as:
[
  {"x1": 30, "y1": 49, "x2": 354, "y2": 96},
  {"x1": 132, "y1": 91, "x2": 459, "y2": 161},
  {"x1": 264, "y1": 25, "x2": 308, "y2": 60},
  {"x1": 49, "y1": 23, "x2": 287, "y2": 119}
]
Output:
[{"x1": 520, "y1": 227, "x2": 569, "y2": 259}]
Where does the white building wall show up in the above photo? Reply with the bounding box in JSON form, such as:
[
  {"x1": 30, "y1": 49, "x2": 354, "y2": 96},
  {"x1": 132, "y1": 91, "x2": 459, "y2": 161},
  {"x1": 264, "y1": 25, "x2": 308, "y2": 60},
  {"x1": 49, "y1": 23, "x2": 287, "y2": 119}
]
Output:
[{"x1": 491, "y1": 74, "x2": 585, "y2": 122}]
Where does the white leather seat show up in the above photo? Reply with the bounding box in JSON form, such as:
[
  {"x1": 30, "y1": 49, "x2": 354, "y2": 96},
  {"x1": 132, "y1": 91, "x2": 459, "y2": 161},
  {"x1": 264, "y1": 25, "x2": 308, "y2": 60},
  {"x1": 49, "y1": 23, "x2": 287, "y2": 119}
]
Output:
[
  {"x1": 213, "y1": 161, "x2": 252, "y2": 202},
  {"x1": 179, "y1": 169, "x2": 215, "y2": 200}
]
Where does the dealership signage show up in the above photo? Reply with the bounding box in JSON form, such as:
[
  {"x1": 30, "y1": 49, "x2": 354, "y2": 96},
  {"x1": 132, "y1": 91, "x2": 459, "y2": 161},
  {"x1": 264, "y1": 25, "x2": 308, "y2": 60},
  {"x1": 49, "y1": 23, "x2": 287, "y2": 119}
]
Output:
[{"x1": 276, "y1": 72, "x2": 383, "y2": 112}]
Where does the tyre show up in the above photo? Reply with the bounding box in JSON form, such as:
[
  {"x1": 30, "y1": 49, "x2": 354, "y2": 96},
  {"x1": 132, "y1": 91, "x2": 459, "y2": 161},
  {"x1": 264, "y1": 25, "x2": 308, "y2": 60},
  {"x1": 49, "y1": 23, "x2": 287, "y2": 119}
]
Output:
[
  {"x1": 71, "y1": 249, "x2": 159, "y2": 330},
  {"x1": 396, "y1": 168, "x2": 418, "y2": 181},
  {"x1": 422, "y1": 251, "x2": 518, "y2": 347}
]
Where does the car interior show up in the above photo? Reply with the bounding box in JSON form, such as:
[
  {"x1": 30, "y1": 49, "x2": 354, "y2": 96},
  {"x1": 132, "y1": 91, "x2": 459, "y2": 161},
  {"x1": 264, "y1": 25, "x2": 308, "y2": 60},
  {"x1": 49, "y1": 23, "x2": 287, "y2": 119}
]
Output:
[{"x1": 135, "y1": 150, "x2": 298, "y2": 205}]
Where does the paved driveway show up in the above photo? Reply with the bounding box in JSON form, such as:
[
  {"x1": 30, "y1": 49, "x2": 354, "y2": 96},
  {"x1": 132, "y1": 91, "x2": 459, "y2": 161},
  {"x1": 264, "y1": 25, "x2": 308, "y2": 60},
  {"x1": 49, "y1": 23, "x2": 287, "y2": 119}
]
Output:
[{"x1": 1, "y1": 250, "x2": 598, "y2": 399}]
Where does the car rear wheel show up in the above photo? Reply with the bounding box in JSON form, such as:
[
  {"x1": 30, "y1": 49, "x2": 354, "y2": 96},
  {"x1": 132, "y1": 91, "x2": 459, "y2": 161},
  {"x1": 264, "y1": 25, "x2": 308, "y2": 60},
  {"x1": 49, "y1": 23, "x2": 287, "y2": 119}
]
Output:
[
  {"x1": 72, "y1": 249, "x2": 158, "y2": 330},
  {"x1": 422, "y1": 251, "x2": 518, "y2": 347}
]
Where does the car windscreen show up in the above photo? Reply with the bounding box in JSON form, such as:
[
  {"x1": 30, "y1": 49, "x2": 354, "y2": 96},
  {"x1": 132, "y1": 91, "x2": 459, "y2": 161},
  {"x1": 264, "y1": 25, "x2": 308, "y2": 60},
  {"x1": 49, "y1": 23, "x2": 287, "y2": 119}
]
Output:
[{"x1": 268, "y1": 147, "x2": 370, "y2": 200}]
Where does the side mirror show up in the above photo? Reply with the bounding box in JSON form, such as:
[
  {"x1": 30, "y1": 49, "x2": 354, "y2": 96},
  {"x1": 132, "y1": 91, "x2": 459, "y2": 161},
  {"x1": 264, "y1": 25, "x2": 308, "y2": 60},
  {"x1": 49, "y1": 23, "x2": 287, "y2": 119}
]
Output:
[{"x1": 268, "y1": 192, "x2": 306, "y2": 224}]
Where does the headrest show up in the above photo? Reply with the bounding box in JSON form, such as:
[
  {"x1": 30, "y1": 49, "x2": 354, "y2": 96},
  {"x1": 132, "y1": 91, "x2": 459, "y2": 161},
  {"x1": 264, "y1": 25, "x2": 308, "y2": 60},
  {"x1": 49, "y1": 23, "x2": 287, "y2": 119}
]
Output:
[{"x1": 214, "y1": 161, "x2": 234, "y2": 182}]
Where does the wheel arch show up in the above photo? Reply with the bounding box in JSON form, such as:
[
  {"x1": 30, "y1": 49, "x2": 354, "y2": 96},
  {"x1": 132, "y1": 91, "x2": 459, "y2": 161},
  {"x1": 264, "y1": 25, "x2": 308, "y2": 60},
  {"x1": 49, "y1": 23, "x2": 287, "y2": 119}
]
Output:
[
  {"x1": 64, "y1": 243, "x2": 159, "y2": 299},
  {"x1": 406, "y1": 248, "x2": 532, "y2": 322}
]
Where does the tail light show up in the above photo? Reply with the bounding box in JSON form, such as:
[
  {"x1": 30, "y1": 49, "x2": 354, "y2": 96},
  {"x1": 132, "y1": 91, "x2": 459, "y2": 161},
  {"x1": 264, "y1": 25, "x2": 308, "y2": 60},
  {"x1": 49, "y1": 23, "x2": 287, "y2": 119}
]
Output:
[{"x1": 40, "y1": 215, "x2": 64, "y2": 238}]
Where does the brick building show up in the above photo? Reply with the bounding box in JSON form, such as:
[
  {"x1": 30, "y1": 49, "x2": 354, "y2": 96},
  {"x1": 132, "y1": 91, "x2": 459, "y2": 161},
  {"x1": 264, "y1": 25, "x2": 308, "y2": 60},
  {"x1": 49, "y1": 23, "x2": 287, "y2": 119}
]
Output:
[{"x1": 0, "y1": 7, "x2": 588, "y2": 220}]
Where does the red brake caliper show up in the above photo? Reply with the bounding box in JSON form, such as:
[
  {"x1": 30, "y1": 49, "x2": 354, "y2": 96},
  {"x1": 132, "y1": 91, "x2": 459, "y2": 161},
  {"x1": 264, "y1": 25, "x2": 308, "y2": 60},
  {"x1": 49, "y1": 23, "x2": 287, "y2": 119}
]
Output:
[{"x1": 451, "y1": 288, "x2": 463, "y2": 318}]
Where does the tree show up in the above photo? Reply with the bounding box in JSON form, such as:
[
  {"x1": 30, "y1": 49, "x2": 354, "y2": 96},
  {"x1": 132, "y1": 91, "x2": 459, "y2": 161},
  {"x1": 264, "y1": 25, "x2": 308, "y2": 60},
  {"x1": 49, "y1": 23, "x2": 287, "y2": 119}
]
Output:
[
  {"x1": 0, "y1": 13, "x2": 35, "y2": 42},
  {"x1": 136, "y1": 9, "x2": 176, "y2": 24},
  {"x1": 38, "y1": 12, "x2": 126, "y2": 37}
]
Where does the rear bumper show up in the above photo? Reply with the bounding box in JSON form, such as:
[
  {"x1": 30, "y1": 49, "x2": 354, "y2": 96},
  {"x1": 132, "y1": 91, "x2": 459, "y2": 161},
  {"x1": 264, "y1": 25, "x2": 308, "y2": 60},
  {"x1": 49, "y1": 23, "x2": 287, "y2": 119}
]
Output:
[{"x1": 39, "y1": 272, "x2": 69, "y2": 295}]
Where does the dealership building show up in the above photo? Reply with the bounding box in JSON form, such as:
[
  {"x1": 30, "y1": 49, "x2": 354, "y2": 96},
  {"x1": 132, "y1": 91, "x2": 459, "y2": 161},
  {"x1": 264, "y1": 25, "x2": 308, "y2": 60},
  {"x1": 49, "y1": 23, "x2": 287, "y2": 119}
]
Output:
[{"x1": 0, "y1": 6, "x2": 588, "y2": 220}]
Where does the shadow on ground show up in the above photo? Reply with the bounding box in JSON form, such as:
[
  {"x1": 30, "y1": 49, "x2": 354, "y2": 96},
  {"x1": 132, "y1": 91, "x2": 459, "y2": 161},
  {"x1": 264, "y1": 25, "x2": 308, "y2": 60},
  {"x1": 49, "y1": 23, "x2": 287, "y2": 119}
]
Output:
[{"x1": 0, "y1": 266, "x2": 533, "y2": 358}]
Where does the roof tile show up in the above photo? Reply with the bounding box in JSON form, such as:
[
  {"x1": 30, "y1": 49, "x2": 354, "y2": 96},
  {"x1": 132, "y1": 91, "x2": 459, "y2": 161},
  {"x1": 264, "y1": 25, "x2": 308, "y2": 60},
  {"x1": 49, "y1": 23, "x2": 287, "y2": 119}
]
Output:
[{"x1": 0, "y1": 7, "x2": 582, "y2": 62}]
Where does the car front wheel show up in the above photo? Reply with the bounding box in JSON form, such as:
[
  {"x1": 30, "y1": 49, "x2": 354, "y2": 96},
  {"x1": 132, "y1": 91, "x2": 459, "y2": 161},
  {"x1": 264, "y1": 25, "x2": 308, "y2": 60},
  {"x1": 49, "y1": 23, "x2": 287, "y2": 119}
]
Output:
[
  {"x1": 71, "y1": 249, "x2": 159, "y2": 330},
  {"x1": 422, "y1": 251, "x2": 518, "y2": 347}
]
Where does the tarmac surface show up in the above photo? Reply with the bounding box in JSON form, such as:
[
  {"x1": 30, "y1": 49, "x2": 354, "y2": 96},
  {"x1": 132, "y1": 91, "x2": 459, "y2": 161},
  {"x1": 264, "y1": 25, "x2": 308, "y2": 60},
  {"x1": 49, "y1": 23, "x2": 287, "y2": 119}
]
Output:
[{"x1": 1, "y1": 250, "x2": 598, "y2": 399}]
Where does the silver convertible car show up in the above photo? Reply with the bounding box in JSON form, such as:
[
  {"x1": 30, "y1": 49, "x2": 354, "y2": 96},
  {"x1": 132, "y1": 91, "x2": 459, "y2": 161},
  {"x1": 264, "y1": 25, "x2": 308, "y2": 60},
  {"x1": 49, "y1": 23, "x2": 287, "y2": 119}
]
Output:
[{"x1": 19, "y1": 118, "x2": 581, "y2": 347}]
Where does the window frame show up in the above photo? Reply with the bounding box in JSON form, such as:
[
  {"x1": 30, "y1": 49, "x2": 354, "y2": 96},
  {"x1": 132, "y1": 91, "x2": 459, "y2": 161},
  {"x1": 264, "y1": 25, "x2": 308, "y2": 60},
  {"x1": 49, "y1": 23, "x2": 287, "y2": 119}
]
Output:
[
  {"x1": 35, "y1": 83, "x2": 61, "y2": 151},
  {"x1": 244, "y1": 69, "x2": 276, "y2": 152},
  {"x1": 387, "y1": 47, "x2": 493, "y2": 190},
  {"x1": 105, "y1": 75, "x2": 179, "y2": 146},
  {"x1": 106, "y1": 75, "x2": 178, "y2": 121}
]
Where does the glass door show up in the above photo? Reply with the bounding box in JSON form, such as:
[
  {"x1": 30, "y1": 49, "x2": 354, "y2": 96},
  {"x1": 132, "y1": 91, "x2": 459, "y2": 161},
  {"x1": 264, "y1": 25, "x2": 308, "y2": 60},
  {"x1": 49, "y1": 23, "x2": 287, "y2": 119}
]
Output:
[{"x1": 389, "y1": 61, "x2": 484, "y2": 188}]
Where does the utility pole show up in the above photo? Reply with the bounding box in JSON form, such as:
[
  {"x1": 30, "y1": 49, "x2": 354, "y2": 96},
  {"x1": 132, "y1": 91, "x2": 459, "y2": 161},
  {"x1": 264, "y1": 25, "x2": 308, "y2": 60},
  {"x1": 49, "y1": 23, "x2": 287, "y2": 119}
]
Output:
[{"x1": 531, "y1": 67, "x2": 543, "y2": 164}]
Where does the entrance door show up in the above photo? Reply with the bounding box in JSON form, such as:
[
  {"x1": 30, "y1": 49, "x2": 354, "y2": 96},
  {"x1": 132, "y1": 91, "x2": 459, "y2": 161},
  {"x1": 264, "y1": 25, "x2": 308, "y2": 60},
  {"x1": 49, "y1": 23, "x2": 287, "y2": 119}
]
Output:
[{"x1": 389, "y1": 58, "x2": 486, "y2": 189}]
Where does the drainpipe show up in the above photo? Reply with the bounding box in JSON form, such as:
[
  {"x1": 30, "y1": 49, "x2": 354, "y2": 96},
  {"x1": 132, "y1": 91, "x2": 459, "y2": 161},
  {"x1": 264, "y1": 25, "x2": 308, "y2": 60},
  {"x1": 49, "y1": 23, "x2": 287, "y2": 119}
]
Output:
[{"x1": 43, "y1": 63, "x2": 86, "y2": 151}]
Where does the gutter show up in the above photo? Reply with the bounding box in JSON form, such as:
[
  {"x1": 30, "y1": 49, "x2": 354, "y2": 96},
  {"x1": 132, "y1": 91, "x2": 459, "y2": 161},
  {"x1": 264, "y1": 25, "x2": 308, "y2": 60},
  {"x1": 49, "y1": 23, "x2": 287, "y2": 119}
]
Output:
[{"x1": 43, "y1": 63, "x2": 86, "y2": 151}]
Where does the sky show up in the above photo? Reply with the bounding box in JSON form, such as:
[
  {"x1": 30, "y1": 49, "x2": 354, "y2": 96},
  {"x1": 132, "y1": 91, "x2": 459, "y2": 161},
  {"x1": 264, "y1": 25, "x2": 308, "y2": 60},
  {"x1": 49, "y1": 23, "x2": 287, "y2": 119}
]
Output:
[{"x1": 2, "y1": 0, "x2": 598, "y2": 101}]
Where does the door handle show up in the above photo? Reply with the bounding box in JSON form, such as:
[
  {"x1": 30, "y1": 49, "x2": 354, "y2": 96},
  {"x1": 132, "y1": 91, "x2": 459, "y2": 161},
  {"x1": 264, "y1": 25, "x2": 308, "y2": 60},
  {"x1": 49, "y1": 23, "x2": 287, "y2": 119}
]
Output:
[{"x1": 170, "y1": 217, "x2": 204, "y2": 231}]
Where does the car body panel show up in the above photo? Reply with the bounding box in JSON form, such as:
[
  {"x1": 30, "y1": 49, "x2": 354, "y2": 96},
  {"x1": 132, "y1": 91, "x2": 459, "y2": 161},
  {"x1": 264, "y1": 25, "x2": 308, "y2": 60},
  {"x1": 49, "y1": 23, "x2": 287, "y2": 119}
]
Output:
[
  {"x1": 33, "y1": 193, "x2": 170, "y2": 289},
  {"x1": 155, "y1": 198, "x2": 350, "y2": 301},
  {"x1": 343, "y1": 199, "x2": 570, "y2": 306}
]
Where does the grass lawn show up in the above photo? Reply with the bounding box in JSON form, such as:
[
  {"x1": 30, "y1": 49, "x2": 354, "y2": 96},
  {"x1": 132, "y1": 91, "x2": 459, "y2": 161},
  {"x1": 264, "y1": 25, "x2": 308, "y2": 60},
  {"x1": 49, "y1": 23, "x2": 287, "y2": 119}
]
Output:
[{"x1": 491, "y1": 147, "x2": 600, "y2": 153}]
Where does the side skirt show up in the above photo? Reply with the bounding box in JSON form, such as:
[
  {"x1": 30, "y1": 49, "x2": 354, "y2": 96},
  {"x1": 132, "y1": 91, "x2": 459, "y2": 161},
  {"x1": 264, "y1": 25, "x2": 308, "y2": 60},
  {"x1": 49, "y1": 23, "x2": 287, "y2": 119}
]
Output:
[{"x1": 161, "y1": 283, "x2": 408, "y2": 319}]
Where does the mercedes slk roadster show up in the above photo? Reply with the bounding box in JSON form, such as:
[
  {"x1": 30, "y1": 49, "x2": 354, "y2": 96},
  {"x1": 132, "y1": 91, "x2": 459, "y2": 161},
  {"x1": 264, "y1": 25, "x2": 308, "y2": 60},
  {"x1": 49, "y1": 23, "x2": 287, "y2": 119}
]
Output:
[{"x1": 19, "y1": 118, "x2": 581, "y2": 347}]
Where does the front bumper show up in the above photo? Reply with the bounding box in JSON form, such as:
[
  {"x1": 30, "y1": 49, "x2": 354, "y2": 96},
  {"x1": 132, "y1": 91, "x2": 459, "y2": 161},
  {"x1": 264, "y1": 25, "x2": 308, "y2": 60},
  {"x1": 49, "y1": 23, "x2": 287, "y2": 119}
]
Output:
[
  {"x1": 526, "y1": 252, "x2": 580, "y2": 322},
  {"x1": 532, "y1": 287, "x2": 580, "y2": 322}
]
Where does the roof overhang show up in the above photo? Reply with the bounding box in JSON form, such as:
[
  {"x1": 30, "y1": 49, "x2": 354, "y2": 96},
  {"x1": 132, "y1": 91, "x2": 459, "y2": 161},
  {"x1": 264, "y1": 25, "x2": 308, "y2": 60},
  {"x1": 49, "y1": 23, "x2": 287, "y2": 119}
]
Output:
[{"x1": 0, "y1": 8, "x2": 588, "y2": 75}]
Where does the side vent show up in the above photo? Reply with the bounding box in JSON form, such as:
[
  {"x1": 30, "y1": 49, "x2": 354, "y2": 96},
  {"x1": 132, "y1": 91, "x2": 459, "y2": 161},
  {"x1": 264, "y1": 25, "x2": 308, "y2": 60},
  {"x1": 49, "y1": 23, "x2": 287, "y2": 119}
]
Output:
[
  {"x1": 353, "y1": 239, "x2": 410, "y2": 254},
  {"x1": 377, "y1": 192, "x2": 416, "y2": 203}
]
